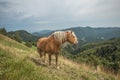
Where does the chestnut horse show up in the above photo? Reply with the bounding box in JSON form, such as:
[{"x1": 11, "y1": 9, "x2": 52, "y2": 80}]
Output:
[{"x1": 37, "y1": 30, "x2": 78, "y2": 68}]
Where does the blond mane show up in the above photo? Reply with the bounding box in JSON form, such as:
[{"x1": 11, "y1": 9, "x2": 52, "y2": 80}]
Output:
[{"x1": 52, "y1": 31, "x2": 67, "y2": 45}]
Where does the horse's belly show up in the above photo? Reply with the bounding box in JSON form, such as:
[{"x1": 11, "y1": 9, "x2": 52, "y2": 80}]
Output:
[
  {"x1": 45, "y1": 45, "x2": 59, "y2": 53},
  {"x1": 38, "y1": 39, "x2": 60, "y2": 53}
]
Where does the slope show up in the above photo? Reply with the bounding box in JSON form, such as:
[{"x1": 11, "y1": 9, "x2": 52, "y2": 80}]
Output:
[{"x1": 0, "y1": 34, "x2": 117, "y2": 80}]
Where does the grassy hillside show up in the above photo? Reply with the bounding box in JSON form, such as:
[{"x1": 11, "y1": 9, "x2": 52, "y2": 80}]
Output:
[{"x1": 0, "y1": 34, "x2": 118, "y2": 80}]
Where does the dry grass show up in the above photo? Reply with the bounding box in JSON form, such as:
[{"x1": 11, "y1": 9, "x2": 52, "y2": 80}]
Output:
[{"x1": 29, "y1": 51, "x2": 118, "y2": 80}]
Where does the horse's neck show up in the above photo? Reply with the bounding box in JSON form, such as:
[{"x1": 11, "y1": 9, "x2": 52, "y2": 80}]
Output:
[
  {"x1": 61, "y1": 38, "x2": 67, "y2": 44},
  {"x1": 49, "y1": 35, "x2": 62, "y2": 47}
]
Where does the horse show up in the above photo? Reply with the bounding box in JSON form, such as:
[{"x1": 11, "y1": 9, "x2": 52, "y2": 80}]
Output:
[{"x1": 37, "y1": 30, "x2": 78, "y2": 68}]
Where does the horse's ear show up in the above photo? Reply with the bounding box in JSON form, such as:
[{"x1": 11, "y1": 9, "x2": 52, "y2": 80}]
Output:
[
  {"x1": 70, "y1": 30, "x2": 72, "y2": 33},
  {"x1": 67, "y1": 30, "x2": 72, "y2": 33},
  {"x1": 66, "y1": 31, "x2": 69, "y2": 33},
  {"x1": 69, "y1": 30, "x2": 72, "y2": 34}
]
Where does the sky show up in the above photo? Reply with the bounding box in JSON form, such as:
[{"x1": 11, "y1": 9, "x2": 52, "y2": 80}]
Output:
[{"x1": 0, "y1": 0, "x2": 120, "y2": 32}]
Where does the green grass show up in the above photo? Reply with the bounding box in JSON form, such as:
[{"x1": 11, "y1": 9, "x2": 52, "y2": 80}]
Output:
[
  {"x1": 0, "y1": 48, "x2": 48, "y2": 80},
  {"x1": 0, "y1": 34, "x2": 117, "y2": 80},
  {"x1": 0, "y1": 34, "x2": 29, "y2": 51}
]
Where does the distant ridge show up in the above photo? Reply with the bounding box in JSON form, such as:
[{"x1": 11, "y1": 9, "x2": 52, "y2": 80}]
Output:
[
  {"x1": 7, "y1": 30, "x2": 39, "y2": 42},
  {"x1": 32, "y1": 30, "x2": 53, "y2": 37},
  {"x1": 5, "y1": 27, "x2": 120, "y2": 45},
  {"x1": 32, "y1": 27, "x2": 120, "y2": 44}
]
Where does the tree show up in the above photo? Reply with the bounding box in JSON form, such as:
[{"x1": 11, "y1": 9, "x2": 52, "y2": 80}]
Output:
[
  {"x1": 25, "y1": 42, "x2": 32, "y2": 47},
  {"x1": 14, "y1": 32, "x2": 22, "y2": 43},
  {"x1": 0, "y1": 28, "x2": 7, "y2": 35}
]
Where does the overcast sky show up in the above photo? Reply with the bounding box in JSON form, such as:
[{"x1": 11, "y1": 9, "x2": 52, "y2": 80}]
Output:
[{"x1": 0, "y1": 0, "x2": 120, "y2": 32}]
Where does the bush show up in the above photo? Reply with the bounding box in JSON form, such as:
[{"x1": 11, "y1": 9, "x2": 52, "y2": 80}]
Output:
[
  {"x1": 0, "y1": 28, "x2": 7, "y2": 35},
  {"x1": 25, "y1": 42, "x2": 32, "y2": 47},
  {"x1": 14, "y1": 32, "x2": 22, "y2": 43}
]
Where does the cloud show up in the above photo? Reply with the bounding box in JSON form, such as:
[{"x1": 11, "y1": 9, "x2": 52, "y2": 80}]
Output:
[{"x1": 0, "y1": 0, "x2": 120, "y2": 32}]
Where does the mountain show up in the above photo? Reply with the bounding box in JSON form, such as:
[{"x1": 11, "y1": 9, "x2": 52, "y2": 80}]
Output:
[
  {"x1": 0, "y1": 34, "x2": 117, "y2": 80},
  {"x1": 32, "y1": 30, "x2": 53, "y2": 37},
  {"x1": 6, "y1": 27, "x2": 120, "y2": 45},
  {"x1": 66, "y1": 27, "x2": 120, "y2": 44},
  {"x1": 33, "y1": 27, "x2": 120, "y2": 44},
  {"x1": 7, "y1": 30, "x2": 39, "y2": 42}
]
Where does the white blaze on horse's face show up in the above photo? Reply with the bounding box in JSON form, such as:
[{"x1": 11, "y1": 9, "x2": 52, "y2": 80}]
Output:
[{"x1": 67, "y1": 30, "x2": 78, "y2": 44}]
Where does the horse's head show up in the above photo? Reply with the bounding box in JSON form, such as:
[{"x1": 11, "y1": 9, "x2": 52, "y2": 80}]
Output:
[{"x1": 66, "y1": 30, "x2": 78, "y2": 45}]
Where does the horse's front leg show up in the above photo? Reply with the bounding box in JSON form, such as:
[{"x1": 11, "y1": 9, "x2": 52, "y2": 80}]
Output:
[
  {"x1": 48, "y1": 53, "x2": 51, "y2": 66},
  {"x1": 37, "y1": 48, "x2": 42, "y2": 58},
  {"x1": 43, "y1": 52, "x2": 46, "y2": 63},
  {"x1": 55, "y1": 53, "x2": 59, "y2": 68}
]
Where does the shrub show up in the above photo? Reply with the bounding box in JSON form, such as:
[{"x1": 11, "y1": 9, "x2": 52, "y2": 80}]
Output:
[
  {"x1": 0, "y1": 28, "x2": 7, "y2": 35},
  {"x1": 25, "y1": 42, "x2": 32, "y2": 48}
]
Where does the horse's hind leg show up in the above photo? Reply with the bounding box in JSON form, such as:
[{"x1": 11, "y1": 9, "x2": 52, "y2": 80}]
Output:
[
  {"x1": 37, "y1": 48, "x2": 42, "y2": 58},
  {"x1": 55, "y1": 53, "x2": 59, "y2": 68},
  {"x1": 43, "y1": 52, "x2": 46, "y2": 63}
]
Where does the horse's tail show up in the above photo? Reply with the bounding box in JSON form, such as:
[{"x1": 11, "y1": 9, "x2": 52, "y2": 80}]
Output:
[{"x1": 37, "y1": 48, "x2": 42, "y2": 58}]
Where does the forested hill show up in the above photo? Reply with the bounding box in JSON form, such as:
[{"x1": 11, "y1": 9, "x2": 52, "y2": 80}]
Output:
[
  {"x1": 63, "y1": 37, "x2": 120, "y2": 74},
  {"x1": 66, "y1": 27, "x2": 120, "y2": 42},
  {"x1": 7, "y1": 30, "x2": 39, "y2": 42},
  {"x1": 32, "y1": 30, "x2": 53, "y2": 37}
]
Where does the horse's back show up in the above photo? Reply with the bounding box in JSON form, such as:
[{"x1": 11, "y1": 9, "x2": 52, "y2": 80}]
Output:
[
  {"x1": 37, "y1": 37, "x2": 48, "y2": 48},
  {"x1": 37, "y1": 36, "x2": 59, "y2": 53}
]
